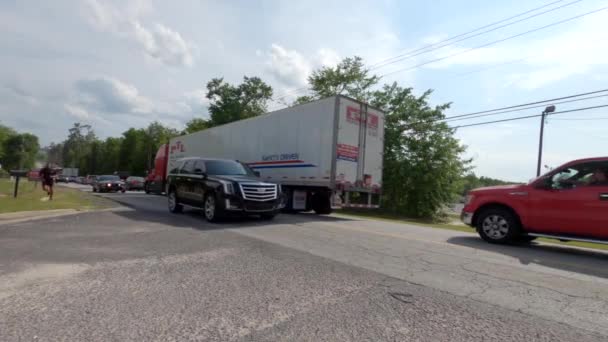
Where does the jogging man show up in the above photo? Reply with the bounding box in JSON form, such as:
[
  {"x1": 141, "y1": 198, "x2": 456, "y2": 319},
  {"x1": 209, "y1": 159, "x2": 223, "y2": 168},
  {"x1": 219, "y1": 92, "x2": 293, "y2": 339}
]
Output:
[{"x1": 39, "y1": 163, "x2": 55, "y2": 200}]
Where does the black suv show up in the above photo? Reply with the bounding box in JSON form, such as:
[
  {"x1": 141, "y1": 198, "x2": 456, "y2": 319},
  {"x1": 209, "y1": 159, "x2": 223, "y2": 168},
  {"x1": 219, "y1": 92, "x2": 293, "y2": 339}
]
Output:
[{"x1": 166, "y1": 158, "x2": 283, "y2": 222}]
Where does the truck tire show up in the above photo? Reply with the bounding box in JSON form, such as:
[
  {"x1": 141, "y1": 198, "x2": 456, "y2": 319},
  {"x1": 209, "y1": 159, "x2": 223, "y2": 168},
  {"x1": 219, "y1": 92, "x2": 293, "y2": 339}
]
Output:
[
  {"x1": 204, "y1": 194, "x2": 222, "y2": 222},
  {"x1": 312, "y1": 192, "x2": 332, "y2": 215},
  {"x1": 168, "y1": 189, "x2": 183, "y2": 213},
  {"x1": 476, "y1": 207, "x2": 521, "y2": 244}
]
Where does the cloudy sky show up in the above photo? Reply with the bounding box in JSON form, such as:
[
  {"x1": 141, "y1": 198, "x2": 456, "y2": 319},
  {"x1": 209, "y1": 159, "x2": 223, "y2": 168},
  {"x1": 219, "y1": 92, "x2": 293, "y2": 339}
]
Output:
[{"x1": 1, "y1": 0, "x2": 607, "y2": 181}]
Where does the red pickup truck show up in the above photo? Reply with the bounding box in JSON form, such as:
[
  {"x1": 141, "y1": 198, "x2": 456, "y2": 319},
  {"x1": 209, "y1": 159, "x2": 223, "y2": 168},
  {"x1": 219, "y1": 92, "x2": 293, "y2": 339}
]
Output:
[{"x1": 462, "y1": 157, "x2": 608, "y2": 244}]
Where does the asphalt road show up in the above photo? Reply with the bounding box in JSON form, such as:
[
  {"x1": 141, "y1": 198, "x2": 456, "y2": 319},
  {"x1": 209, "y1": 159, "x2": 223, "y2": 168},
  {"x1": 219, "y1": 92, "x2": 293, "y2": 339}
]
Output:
[{"x1": 1, "y1": 190, "x2": 607, "y2": 341}]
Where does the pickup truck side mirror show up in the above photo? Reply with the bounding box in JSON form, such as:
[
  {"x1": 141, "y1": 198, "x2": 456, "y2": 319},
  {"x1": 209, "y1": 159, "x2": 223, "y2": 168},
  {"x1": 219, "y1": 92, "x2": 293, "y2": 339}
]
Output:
[
  {"x1": 535, "y1": 177, "x2": 553, "y2": 189},
  {"x1": 254, "y1": 171, "x2": 261, "y2": 177}
]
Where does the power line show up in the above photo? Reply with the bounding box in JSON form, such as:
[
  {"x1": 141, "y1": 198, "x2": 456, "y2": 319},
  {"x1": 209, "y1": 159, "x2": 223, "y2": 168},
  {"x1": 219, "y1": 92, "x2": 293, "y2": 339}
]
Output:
[
  {"x1": 443, "y1": 88, "x2": 608, "y2": 120},
  {"x1": 451, "y1": 104, "x2": 608, "y2": 128},
  {"x1": 444, "y1": 93, "x2": 608, "y2": 122},
  {"x1": 381, "y1": 6, "x2": 608, "y2": 78},
  {"x1": 369, "y1": 0, "x2": 567, "y2": 68},
  {"x1": 271, "y1": 0, "x2": 573, "y2": 103},
  {"x1": 370, "y1": 0, "x2": 581, "y2": 70},
  {"x1": 271, "y1": 4, "x2": 605, "y2": 105}
]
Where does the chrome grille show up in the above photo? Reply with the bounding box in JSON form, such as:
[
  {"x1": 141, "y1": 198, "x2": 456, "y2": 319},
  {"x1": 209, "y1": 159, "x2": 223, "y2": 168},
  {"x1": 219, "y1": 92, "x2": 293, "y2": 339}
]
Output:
[{"x1": 239, "y1": 183, "x2": 278, "y2": 201}]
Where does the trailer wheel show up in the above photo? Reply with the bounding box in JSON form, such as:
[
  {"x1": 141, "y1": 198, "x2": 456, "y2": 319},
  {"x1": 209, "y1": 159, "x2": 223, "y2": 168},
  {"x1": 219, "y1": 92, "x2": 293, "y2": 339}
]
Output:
[{"x1": 312, "y1": 192, "x2": 332, "y2": 215}]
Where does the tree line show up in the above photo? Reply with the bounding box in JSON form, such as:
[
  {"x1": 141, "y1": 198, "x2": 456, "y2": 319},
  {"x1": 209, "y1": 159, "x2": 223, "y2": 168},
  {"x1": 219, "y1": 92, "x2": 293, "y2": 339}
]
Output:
[{"x1": 4, "y1": 56, "x2": 508, "y2": 219}]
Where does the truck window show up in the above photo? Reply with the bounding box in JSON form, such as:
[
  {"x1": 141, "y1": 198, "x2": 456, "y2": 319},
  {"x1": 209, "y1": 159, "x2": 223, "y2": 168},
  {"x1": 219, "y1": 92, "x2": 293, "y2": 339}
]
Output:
[{"x1": 551, "y1": 161, "x2": 608, "y2": 189}]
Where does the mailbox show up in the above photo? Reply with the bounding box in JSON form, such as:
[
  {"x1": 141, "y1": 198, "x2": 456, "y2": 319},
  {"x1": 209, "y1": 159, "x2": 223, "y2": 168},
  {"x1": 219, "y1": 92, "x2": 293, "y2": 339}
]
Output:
[
  {"x1": 10, "y1": 170, "x2": 29, "y2": 177},
  {"x1": 9, "y1": 170, "x2": 29, "y2": 198}
]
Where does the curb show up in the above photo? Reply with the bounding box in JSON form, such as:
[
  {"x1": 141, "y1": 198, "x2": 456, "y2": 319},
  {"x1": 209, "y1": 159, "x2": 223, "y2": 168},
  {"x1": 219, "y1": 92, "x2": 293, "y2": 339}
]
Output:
[{"x1": 0, "y1": 207, "x2": 131, "y2": 226}]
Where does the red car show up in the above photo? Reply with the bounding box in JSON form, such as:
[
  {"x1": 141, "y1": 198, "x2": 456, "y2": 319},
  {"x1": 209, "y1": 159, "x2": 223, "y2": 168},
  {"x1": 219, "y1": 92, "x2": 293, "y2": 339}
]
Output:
[{"x1": 462, "y1": 157, "x2": 608, "y2": 244}]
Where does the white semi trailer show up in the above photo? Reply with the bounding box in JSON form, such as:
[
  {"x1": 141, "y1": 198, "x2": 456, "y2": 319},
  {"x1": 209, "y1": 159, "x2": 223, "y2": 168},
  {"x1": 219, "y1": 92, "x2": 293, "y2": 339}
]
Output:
[{"x1": 168, "y1": 95, "x2": 384, "y2": 213}]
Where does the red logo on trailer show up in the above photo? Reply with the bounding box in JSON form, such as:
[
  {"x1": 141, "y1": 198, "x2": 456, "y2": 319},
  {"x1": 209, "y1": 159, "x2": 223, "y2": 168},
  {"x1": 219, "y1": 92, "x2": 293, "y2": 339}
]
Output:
[
  {"x1": 346, "y1": 106, "x2": 379, "y2": 135},
  {"x1": 170, "y1": 141, "x2": 185, "y2": 154}
]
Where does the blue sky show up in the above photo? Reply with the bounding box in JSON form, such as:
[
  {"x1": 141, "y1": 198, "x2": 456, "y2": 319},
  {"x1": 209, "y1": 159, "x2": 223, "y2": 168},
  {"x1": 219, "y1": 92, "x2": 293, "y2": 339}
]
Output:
[{"x1": 1, "y1": 0, "x2": 607, "y2": 181}]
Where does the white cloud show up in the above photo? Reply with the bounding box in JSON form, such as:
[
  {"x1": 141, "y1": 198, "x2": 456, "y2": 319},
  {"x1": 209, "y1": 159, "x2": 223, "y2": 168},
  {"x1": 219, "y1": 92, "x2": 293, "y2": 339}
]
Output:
[
  {"x1": 82, "y1": 0, "x2": 194, "y2": 67},
  {"x1": 142, "y1": 24, "x2": 194, "y2": 67},
  {"x1": 75, "y1": 76, "x2": 154, "y2": 114},
  {"x1": 64, "y1": 104, "x2": 91, "y2": 120},
  {"x1": 416, "y1": 9, "x2": 608, "y2": 90},
  {"x1": 265, "y1": 44, "x2": 315, "y2": 87}
]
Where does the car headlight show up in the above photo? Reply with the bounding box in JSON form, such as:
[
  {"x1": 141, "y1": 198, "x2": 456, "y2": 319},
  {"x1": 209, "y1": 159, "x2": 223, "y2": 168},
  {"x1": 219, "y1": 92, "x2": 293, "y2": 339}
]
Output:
[
  {"x1": 221, "y1": 181, "x2": 234, "y2": 195},
  {"x1": 464, "y1": 194, "x2": 475, "y2": 205}
]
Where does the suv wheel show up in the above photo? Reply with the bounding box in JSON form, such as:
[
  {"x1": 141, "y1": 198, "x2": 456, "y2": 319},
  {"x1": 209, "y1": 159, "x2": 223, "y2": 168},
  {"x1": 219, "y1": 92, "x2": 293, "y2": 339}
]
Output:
[
  {"x1": 476, "y1": 207, "x2": 520, "y2": 244},
  {"x1": 204, "y1": 194, "x2": 222, "y2": 222},
  {"x1": 168, "y1": 189, "x2": 183, "y2": 213}
]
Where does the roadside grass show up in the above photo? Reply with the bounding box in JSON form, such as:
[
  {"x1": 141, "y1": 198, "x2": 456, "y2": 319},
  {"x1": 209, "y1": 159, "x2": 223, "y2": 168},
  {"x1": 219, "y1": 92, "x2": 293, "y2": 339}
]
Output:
[
  {"x1": 336, "y1": 208, "x2": 608, "y2": 252},
  {"x1": 0, "y1": 179, "x2": 115, "y2": 214}
]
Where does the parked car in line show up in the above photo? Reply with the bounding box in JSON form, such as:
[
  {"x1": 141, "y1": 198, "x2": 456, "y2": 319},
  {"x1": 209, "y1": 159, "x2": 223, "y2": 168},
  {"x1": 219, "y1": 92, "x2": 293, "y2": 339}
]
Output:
[
  {"x1": 56, "y1": 175, "x2": 70, "y2": 183},
  {"x1": 167, "y1": 157, "x2": 284, "y2": 222},
  {"x1": 125, "y1": 176, "x2": 145, "y2": 191},
  {"x1": 92, "y1": 175, "x2": 125, "y2": 193},
  {"x1": 85, "y1": 175, "x2": 97, "y2": 185},
  {"x1": 462, "y1": 157, "x2": 608, "y2": 245}
]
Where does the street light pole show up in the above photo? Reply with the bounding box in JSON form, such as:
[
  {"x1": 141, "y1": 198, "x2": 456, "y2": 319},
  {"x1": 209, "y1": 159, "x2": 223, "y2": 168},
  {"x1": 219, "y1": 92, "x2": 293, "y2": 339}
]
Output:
[{"x1": 536, "y1": 105, "x2": 556, "y2": 177}]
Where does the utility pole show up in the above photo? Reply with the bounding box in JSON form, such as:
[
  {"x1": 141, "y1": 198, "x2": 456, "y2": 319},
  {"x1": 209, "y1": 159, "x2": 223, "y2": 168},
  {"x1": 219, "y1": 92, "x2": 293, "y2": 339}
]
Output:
[{"x1": 536, "y1": 105, "x2": 556, "y2": 177}]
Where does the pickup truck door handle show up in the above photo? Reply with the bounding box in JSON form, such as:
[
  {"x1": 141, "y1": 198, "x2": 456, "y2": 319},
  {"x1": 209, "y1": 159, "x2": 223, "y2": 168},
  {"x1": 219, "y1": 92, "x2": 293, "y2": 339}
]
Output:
[{"x1": 600, "y1": 193, "x2": 608, "y2": 201}]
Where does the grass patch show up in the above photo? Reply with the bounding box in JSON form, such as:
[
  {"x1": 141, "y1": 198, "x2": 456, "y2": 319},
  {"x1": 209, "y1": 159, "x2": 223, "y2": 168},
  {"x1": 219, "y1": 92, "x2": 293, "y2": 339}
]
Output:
[
  {"x1": 336, "y1": 208, "x2": 608, "y2": 252},
  {"x1": 0, "y1": 179, "x2": 115, "y2": 214}
]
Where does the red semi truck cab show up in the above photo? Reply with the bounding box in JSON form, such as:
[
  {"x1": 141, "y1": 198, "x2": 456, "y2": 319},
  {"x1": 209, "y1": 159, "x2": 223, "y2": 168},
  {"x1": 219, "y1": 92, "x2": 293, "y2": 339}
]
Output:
[
  {"x1": 462, "y1": 157, "x2": 608, "y2": 244},
  {"x1": 144, "y1": 144, "x2": 169, "y2": 194}
]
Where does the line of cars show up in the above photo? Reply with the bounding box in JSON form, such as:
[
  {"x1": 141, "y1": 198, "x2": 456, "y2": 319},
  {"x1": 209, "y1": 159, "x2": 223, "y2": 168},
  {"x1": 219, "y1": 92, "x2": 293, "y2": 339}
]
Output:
[{"x1": 89, "y1": 175, "x2": 146, "y2": 193}]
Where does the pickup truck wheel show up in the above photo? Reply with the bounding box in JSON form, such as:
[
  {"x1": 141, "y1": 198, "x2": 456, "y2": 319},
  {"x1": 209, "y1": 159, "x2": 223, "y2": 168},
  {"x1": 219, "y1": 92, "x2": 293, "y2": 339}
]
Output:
[
  {"x1": 476, "y1": 208, "x2": 521, "y2": 244},
  {"x1": 168, "y1": 190, "x2": 183, "y2": 213},
  {"x1": 204, "y1": 194, "x2": 222, "y2": 222}
]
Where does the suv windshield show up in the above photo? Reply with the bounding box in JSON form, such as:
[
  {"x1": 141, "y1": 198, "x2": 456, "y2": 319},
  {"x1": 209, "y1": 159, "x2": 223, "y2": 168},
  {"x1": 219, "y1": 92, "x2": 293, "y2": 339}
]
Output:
[
  {"x1": 205, "y1": 160, "x2": 254, "y2": 176},
  {"x1": 98, "y1": 175, "x2": 120, "y2": 181}
]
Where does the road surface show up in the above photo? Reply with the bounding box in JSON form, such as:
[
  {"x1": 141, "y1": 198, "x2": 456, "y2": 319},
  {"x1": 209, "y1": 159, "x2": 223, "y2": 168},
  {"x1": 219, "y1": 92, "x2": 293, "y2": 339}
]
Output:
[{"x1": 1, "y1": 191, "x2": 607, "y2": 341}]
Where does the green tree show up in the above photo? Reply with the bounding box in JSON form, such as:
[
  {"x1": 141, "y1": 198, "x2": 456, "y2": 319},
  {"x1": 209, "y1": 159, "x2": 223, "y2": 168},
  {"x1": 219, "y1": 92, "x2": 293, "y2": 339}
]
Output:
[
  {"x1": 1, "y1": 133, "x2": 40, "y2": 170},
  {"x1": 205, "y1": 76, "x2": 273, "y2": 127},
  {"x1": 98, "y1": 137, "x2": 122, "y2": 174},
  {"x1": 0, "y1": 124, "x2": 17, "y2": 165},
  {"x1": 183, "y1": 118, "x2": 210, "y2": 134},
  {"x1": 62, "y1": 123, "x2": 96, "y2": 169},
  {"x1": 372, "y1": 84, "x2": 470, "y2": 219},
  {"x1": 294, "y1": 56, "x2": 380, "y2": 104}
]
